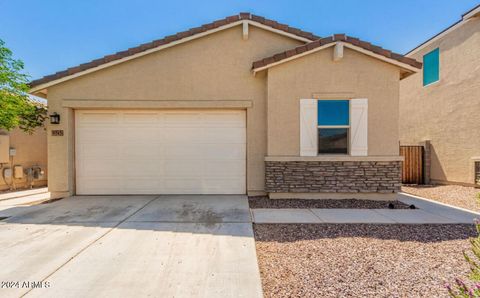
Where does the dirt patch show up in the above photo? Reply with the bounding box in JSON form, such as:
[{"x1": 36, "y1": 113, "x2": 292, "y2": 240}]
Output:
[
  {"x1": 402, "y1": 185, "x2": 480, "y2": 212},
  {"x1": 249, "y1": 196, "x2": 410, "y2": 209},
  {"x1": 254, "y1": 224, "x2": 476, "y2": 298}
]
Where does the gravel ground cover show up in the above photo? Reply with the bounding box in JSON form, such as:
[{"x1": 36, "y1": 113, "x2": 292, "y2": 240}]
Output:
[
  {"x1": 254, "y1": 224, "x2": 476, "y2": 298},
  {"x1": 402, "y1": 185, "x2": 480, "y2": 212},
  {"x1": 249, "y1": 196, "x2": 410, "y2": 209}
]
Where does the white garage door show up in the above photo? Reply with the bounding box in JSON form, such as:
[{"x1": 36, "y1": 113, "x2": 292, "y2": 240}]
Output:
[{"x1": 75, "y1": 110, "x2": 246, "y2": 195}]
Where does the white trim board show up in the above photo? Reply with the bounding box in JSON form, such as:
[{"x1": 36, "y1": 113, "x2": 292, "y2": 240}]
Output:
[{"x1": 253, "y1": 42, "x2": 420, "y2": 74}]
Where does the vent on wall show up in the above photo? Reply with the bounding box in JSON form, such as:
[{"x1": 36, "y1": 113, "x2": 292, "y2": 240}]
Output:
[{"x1": 476, "y1": 162, "x2": 480, "y2": 185}]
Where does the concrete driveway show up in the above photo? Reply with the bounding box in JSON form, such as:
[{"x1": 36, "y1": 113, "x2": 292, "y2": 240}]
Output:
[{"x1": 0, "y1": 195, "x2": 263, "y2": 298}]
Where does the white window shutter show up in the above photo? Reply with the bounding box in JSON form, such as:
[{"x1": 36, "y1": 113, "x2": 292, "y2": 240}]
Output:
[
  {"x1": 300, "y1": 99, "x2": 318, "y2": 156},
  {"x1": 350, "y1": 98, "x2": 368, "y2": 156}
]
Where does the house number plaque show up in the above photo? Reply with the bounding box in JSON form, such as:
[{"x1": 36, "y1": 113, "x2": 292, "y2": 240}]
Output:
[{"x1": 51, "y1": 130, "x2": 64, "y2": 136}]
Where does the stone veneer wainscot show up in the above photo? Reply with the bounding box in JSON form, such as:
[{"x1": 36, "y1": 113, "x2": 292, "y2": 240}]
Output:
[{"x1": 265, "y1": 160, "x2": 402, "y2": 193}]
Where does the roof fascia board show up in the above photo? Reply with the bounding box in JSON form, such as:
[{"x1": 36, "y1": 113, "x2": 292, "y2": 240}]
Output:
[
  {"x1": 29, "y1": 20, "x2": 244, "y2": 92},
  {"x1": 246, "y1": 20, "x2": 313, "y2": 42},
  {"x1": 30, "y1": 19, "x2": 314, "y2": 93},
  {"x1": 253, "y1": 42, "x2": 419, "y2": 74},
  {"x1": 462, "y1": 6, "x2": 480, "y2": 20},
  {"x1": 252, "y1": 43, "x2": 336, "y2": 73},
  {"x1": 342, "y1": 43, "x2": 419, "y2": 72}
]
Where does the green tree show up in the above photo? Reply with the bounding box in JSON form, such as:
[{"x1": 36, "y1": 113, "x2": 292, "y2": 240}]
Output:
[{"x1": 0, "y1": 39, "x2": 46, "y2": 133}]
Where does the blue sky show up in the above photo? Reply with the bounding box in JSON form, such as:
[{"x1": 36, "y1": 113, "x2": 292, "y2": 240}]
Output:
[{"x1": 0, "y1": 0, "x2": 478, "y2": 80}]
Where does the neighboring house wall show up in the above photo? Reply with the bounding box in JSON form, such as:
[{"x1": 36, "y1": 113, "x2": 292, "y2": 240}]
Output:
[
  {"x1": 45, "y1": 26, "x2": 303, "y2": 198},
  {"x1": 399, "y1": 16, "x2": 480, "y2": 185},
  {"x1": 0, "y1": 128, "x2": 47, "y2": 191}
]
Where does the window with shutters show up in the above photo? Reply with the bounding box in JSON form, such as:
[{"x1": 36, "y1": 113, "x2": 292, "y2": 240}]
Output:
[
  {"x1": 300, "y1": 98, "x2": 367, "y2": 157},
  {"x1": 317, "y1": 100, "x2": 349, "y2": 154}
]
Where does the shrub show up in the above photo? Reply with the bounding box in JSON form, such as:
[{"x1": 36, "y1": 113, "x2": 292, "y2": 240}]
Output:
[{"x1": 447, "y1": 222, "x2": 480, "y2": 297}]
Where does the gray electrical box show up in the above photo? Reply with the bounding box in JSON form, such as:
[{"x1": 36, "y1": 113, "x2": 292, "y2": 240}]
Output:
[{"x1": 0, "y1": 135, "x2": 9, "y2": 163}]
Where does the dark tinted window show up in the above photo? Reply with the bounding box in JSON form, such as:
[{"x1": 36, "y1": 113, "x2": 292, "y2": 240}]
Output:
[{"x1": 318, "y1": 128, "x2": 348, "y2": 154}]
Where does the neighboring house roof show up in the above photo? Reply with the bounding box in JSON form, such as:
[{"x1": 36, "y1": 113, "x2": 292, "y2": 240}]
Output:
[
  {"x1": 29, "y1": 94, "x2": 47, "y2": 106},
  {"x1": 29, "y1": 12, "x2": 319, "y2": 92},
  {"x1": 406, "y1": 4, "x2": 480, "y2": 56},
  {"x1": 252, "y1": 34, "x2": 422, "y2": 73}
]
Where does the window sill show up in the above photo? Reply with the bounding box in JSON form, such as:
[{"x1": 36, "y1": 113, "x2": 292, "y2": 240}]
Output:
[
  {"x1": 423, "y1": 79, "x2": 440, "y2": 88},
  {"x1": 265, "y1": 155, "x2": 404, "y2": 162}
]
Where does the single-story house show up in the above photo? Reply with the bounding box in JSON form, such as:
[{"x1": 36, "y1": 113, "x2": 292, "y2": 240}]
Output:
[
  {"x1": 29, "y1": 13, "x2": 421, "y2": 199},
  {"x1": 400, "y1": 4, "x2": 480, "y2": 186}
]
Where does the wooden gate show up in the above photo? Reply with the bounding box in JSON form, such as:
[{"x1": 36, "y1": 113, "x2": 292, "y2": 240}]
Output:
[{"x1": 400, "y1": 145, "x2": 424, "y2": 184}]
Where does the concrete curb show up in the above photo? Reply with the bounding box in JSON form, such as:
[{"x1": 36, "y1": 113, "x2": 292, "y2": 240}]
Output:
[
  {"x1": 0, "y1": 187, "x2": 49, "y2": 202},
  {"x1": 398, "y1": 192, "x2": 480, "y2": 217}
]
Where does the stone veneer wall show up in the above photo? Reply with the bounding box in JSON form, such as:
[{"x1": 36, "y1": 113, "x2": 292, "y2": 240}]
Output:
[{"x1": 265, "y1": 160, "x2": 402, "y2": 193}]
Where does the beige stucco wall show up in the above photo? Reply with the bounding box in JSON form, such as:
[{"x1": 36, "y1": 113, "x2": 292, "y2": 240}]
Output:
[
  {"x1": 267, "y1": 47, "x2": 401, "y2": 156},
  {"x1": 0, "y1": 128, "x2": 47, "y2": 191},
  {"x1": 45, "y1": 25, "x2": 303, "y2": 197},
  {"x1": 400, "y1": 17, "x2": 480, "y2": 185}
]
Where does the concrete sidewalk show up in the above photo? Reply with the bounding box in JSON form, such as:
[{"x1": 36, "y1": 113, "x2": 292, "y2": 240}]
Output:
[{"x1": 251, "y1": 193, "x2": 479, "y2": 224}]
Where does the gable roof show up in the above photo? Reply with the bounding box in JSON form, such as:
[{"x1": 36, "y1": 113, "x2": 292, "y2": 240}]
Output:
[
  {"x1": 406, "y1": 4, "x2": 480, "y2": 56},
  {"x1": 29, "y1": 13, "x2": 319, "y2": 92},
  {"x1": 252, "y1": 34, "x2": 422, "y2": 73}
]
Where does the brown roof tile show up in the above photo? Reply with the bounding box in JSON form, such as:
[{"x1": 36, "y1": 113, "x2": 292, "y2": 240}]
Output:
[
  {"x1": 346, "y1": 36, "x2": 360, "y2": 46},
  {"x1": 333, "y1": 34, "x2": 346, "y2": 41},
  {"x1": 285, "y1": 49, "x2": 297, "y2": 57},
  {"x1": 273, "y1": 52, "x2": 287, "y2": 61},
  {"x1": 30, "y1": 13, "x2": 320, "y2": 88},
  {"x1": 252, "y1": 34, "x2": 422, "y2": 70}
]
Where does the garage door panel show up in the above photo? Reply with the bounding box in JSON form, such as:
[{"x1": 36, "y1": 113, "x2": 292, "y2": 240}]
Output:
[
  {"x1": 121, "y1": 127, "x2": 161, "y2": 141},
  {"x1": 77, "y1": 144, "x2": 121, "y2": 160},
  {"x1": 204, "y1": 128, "x2": 246, "y2": 143},
  {"x1": 77, "y1": 178, "x2": 125, "y2": 194},
  {"x1": 162, "y1": 144, "x2": 201, "y2": 159},
  {"x1": 162, "y1": 144, "x2": 244, "y2": 160},
  {"x1": 76, "y1": 110, "x2": 246, "y2": 195},
  {"x1": 79, "y1": 160, "x2": 124, "y2": 178},
  {"x1": 123, "y1": 179, "x2": 163, "y2": 193},
  {"x1": 200, "y1": 144, "x2": 245, "y2": 159},
  {"x1": 121, "y1": 143, "x2": 163, "y2": 160},
  {"x1": 125, "y1": 161, "x2": 164, "y2": 177},
  {"x1": 163, "y1": 178, "x2": 203, "y2": 193},
  {"x1": 201, "y1": 179, "x2": 245, "y2": 194},
  {"x1": 202, "y1": 112, "x2": 245, "y2": 127},
  {"x1": 78, "y1": 112, "x2": 119, "y2": 125},
  {"x1": 163, "y1": 160, "x2": 203, "y2": 176},
  {"x1": 205, "y1": 161, "x2": 246, "y2": 177},
  {"x1": 162, "y1": 127, "x2": 204, "y2": 143},
  {"x1": 78, "y1": 127, "x2": 123, "y2": 141},
  {"x1": 163, "y1": 112, "x2": 202, "y2": 126},
  {"x1": 123, "y1": 112, "x2": 160, "y2": 124}
]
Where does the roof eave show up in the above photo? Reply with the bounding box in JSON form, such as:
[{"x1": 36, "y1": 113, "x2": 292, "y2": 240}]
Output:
[
  {"x1": 406, "y1": 4, "x2": 480, "y2": 56},
  {"x1": 252, "y1": 41, "x2": 421, "y2": 75},
  {"x1": 29, "y1": 14, "x2": 318, "y2": 93},
  {"x1": 30, "y1": 20, "x2": 244, "y2": 93}
]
